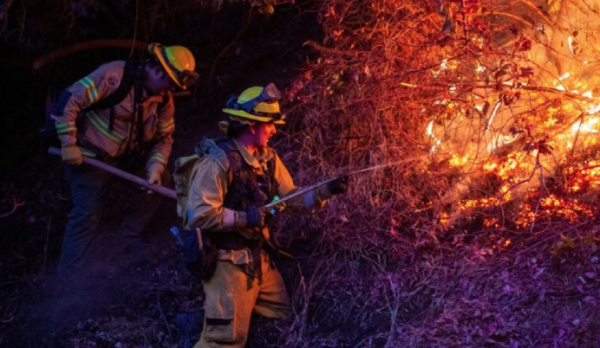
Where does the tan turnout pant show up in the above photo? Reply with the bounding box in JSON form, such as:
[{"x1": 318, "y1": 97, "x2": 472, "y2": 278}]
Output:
[{"x1": 194, "y1": 250, "x2": 292, "y2": 348}]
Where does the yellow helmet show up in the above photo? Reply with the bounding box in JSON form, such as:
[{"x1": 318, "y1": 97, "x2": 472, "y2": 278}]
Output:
[
  {"x1": 222, "y1": 83, "x2": 286, "y2": 124},
  {"x1": 148, "y1": 43, "x2": 199, "y2": 90}
]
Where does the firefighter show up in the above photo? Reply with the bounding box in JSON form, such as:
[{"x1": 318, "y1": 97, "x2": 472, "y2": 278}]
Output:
[
  {"x1": 52, "y1": 43, "x2": 199, "y2": 279},
  {"x1": 185, "y1": 83, "x2": 347, "y2": 348}
]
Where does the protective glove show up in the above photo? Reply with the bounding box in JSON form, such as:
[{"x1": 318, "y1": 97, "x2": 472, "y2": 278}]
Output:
[
  {"x1": 143, "y1": 163, "x2": 163, "y2": 194},
  {"x1": 327, "y1": 175, "x2": 348, "y2": 195},
  {"x1": 246, "y1": 205, "x2": 266, "y2": 228},
  {"x1": 147, "y1": 163, "x2": 163, "y2": 186},
  {"x1": 61, "y1": 144, "x2": 83, "y2": 165}
]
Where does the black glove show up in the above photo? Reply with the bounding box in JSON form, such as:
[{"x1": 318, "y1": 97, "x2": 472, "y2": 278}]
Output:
[
  {"x1": 246, "y1": 205, "x2": 266, "y2": 228},
  {"x1": 327, "y1": 175, "x2": 348, "y2": 195}
]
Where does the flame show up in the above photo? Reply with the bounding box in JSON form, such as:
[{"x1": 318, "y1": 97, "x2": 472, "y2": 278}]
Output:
[
  {"x1": 449, "y1": 153, "x2": 470, "y2": 166},
  {"x1": 572, "y1": 118, "x2": 599, "y2": 134},
  {"x1": 587, "y1": 103, "x2": 600, "y2": 115},
  {"x1": 516, "y1": 195, "x2": 593, "y2": 227},
  {"x1": 440, "y1": 58, "x2": 449, "y2": 70},
  {"x1": 420, "y1": 6, "x2": 600, "y2": 236},
  {"x1": 427, "y1": 120, "x2": 442, "y2": 153},
  {"x1": 483, "y1": 152, "x2": 531, "y2": 178},
  {"x1": 486, "y1": 100, "x2": 501, "y2": 130},
  {"x1": 486, "y1": 134, "x2": 519, "y2": 153},
  {"x1": 568, "y1": 36, "x2": 576, "y2": 56},
  {"x1": 565, "y1": 161, "x2": 600, "y2": 193},
  {"x1": 558, "y1": 72, "x2": 570, "y2": 81}
]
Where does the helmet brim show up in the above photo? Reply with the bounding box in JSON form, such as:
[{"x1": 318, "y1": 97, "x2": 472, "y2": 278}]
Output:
[
  {"x1": 151, "y1": 44, "x2": 186, "y2": 89},
  {"x1": 222, "y1": 108, "x2": 286, "y2": 124}
]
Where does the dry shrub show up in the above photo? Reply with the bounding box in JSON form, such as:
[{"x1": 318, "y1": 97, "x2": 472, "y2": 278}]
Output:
[{"x1": 266, "y1": 0, "x2": 600, "y2": 347}]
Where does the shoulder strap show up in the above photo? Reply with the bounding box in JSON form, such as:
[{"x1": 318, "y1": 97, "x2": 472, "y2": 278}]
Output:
[
  {"x1": 134, "y1": 64, "x2": 145, "y2": 145},
  {"x1": 265, "y1": 148, "x2": 280, "y2": 191},
  {"x1": 215, "y1": 138, "x2": 240, "y2": 176},
  {"x1": 157, "y1": 91, "x2": 170, "y2": 112},
  {"x1": 83, "y1": 59, "x2": 140, "y2": 132},
  {"x1": 85, "y1": 59, "x2": 138, "y2": 112},
  {"x1": 173, "y1": 153, "x2": 202, "y2": 219}
]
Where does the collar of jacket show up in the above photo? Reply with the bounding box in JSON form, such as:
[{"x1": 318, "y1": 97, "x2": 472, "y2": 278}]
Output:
[{"x1": 232, "y1": 138, "x2": 273, "y2": 170}]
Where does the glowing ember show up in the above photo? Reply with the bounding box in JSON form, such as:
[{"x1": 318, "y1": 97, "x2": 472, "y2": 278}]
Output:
[
  {"x1": 516, "y1": 195, "x2": 593, "y2": 227},
  {"x1": 565, "y1": 161, "x2": 600, "y2": 193},
  {"x1": 420, "y1": 2, "x2": 600, "y2": 233}
]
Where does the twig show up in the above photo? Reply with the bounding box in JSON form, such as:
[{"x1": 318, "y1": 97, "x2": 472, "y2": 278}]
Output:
[
  {"x1": 0, "y1": 197, "x2": 25, "y2": 218},
  {"x1": 303, "y1": 40, "x2": 363, "y2": 57},
  {"x1": 156, "y1": 292, "x2": 173, "y2": 344}
]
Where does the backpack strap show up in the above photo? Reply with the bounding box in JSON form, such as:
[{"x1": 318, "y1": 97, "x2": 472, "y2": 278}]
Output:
[
  {"x1": 81, "y1": 59, "x2": 139, "y2": 133},
  {"x1": 84, "y1": 59, "x2": 169, "y2": 136},
  {"x1": 133, "y1": 63, "x2": 145, "y2": 147}
]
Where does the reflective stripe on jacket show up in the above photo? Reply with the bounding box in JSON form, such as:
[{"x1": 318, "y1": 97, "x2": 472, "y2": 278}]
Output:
[
  {"x1": 184, "y1": 138, "x2": 333, "y2": 231},
  {"x1": 52, "y1": 60, "x2": 175, "y2": 172}
]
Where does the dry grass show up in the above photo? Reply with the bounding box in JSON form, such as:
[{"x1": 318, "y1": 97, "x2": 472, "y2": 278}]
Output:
[{"x1": 264, "y1": 0, "x2": 600, "y2": 347}]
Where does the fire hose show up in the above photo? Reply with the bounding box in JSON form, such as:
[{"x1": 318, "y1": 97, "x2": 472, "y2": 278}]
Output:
[
  {"x1": 264, "y1": 156, "x2": 425, "y2": 209},
  {"x1": 48, "y1": 146, "x2": 424, "y2": 209},
  {"x1": 49, "y1": 146, "x2": 423, "y2": 250}
]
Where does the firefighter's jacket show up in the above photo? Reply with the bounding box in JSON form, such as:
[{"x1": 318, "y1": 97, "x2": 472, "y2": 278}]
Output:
[
  {"x1": 52, "y1": 60, "x2": 175, "y2": 173},
  {"x1": 185, "y1": 138, "x2": 333, "y2": 234}
]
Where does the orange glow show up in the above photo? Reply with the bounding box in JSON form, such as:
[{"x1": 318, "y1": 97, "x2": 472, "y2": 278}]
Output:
[
  {"x1": 419, "y1": 2, "x2": 600, "y2": 237},
  {"x1": 564, "y1": 161, "x2": 600, "y2": 193},
  {"x1": 516, "y1": 195, "x2": 593, "y2": 227}
]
